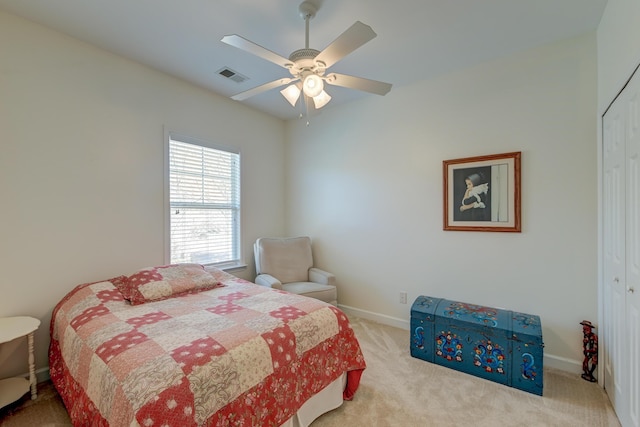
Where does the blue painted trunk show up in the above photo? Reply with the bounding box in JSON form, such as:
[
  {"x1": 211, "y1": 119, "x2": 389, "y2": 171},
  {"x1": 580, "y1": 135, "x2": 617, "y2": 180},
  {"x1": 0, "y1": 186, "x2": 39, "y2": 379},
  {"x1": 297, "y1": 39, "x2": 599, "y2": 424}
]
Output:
[{"x1": 410, "y1": 295, "x2": 544, "y2": 396}]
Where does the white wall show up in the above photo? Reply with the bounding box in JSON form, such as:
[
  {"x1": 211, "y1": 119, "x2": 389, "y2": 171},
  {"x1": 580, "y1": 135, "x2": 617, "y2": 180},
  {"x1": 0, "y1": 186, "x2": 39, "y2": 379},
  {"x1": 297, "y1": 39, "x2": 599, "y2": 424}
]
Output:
[
  {"x1": 285, "y1": 34, "x2": 597, "y2": 371},
  {"x1": 597, "y1": 0, "x2": 640, "y2": 112},
  {"x1": 0, "y1": 11, "x2": 286, "y2": 378},
  {"x1": 0, "y1": 6, "x2": 607, "y2": 380}
]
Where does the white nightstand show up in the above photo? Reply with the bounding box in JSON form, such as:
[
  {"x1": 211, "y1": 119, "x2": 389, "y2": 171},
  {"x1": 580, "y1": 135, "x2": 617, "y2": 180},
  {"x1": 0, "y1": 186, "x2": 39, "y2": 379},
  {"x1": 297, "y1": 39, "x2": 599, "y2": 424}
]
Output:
[{"x1": 0, "y1": 316, "x2": 40, "y2": 409}]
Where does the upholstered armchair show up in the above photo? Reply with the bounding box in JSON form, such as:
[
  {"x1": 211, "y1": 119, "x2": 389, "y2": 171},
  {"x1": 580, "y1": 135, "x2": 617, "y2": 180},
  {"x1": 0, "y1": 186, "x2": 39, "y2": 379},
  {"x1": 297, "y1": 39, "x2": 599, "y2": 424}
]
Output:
[{"x1": 254, "y1": 236, "x2": 337, "y2": 306}]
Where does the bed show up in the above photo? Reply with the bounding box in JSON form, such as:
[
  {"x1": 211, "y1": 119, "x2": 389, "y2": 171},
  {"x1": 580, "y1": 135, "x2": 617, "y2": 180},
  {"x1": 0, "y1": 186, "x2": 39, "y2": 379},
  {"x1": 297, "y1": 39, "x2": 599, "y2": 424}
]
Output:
[{"x1": 49, "y1": 264, "x2": 366, "y2": 426}]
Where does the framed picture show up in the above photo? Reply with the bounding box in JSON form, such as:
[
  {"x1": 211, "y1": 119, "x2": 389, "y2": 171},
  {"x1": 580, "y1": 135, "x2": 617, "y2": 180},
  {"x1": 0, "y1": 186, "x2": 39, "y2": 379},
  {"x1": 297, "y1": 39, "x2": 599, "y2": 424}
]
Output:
[{"x1": 443, "y1": 151, "x2": 521, "y2": 232}]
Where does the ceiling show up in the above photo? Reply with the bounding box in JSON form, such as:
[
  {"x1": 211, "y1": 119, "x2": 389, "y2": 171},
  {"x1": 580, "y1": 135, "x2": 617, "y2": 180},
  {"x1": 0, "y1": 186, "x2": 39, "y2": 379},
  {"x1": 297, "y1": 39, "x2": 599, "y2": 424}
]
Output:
[{"x1": 0, "y1": 0, "x2": 607, "y2": 120}]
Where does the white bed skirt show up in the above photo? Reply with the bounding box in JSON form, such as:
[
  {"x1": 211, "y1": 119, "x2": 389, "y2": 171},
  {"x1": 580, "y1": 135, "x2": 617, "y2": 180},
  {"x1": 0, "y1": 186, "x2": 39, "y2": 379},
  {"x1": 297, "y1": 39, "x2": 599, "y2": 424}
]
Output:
[{"x1": 280, "y1": 373, "x2": 346, "y2": 427}]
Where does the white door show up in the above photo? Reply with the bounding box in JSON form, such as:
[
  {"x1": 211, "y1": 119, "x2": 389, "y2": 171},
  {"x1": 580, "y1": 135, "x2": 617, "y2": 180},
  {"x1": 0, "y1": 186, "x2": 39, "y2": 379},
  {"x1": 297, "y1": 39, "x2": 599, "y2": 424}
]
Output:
[
  {"x1": 624, "y1": 70, "x2": 640, "y2": 427},
  {"x1": 603, "y1": 88, "x2": 628, "y2": 425},
  {"x1": 602, "y1": 67, "x2": 640, "y2": 427}
]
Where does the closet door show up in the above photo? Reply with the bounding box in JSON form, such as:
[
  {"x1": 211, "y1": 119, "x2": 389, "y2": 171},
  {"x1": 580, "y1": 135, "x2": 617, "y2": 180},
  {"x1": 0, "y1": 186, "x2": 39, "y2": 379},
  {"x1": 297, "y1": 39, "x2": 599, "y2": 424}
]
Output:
[
  {"x1": 625, "y1": 71, "x2": 640, "y2": 427},
  {"x1": 603, "y1": 89, "x2": 628, "y2": 425},
  {"x1": 603, "y1": 67, "x2": 640, "y2": 427}
]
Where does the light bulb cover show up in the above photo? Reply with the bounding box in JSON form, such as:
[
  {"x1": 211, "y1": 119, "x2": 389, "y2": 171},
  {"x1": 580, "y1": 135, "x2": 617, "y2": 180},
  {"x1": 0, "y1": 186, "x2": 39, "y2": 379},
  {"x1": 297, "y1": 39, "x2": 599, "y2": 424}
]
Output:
[
  {"x1": 280, "y1": 84, "x2": 301, "y2": 107},
  {"x1": 303, "y1": 74, "x2": 324, "y2": 98},
  {"x1": 312, "y1": 90, "x2": 331, "y2": 109}
]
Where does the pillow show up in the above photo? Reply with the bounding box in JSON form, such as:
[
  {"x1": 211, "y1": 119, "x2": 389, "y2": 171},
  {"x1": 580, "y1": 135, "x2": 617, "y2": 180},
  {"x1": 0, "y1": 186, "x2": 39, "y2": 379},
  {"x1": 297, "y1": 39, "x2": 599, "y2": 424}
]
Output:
[{"x1": 119, "y1": 263, "x2": 222, "y2": 305}]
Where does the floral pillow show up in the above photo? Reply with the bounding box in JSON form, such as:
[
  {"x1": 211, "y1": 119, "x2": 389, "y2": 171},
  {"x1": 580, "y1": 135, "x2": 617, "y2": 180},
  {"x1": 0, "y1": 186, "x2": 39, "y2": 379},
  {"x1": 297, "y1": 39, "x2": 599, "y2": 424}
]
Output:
[{"x1": 118, "y1": 264, "x2": 222, "y2": 305}]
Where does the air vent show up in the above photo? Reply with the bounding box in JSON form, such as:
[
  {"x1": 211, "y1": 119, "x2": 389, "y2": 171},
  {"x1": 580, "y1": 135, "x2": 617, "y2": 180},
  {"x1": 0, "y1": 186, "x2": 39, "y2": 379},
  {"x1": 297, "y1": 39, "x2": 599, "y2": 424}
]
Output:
[{"x1": 217, "y1": 67, "x2": 248, "y2": 83}]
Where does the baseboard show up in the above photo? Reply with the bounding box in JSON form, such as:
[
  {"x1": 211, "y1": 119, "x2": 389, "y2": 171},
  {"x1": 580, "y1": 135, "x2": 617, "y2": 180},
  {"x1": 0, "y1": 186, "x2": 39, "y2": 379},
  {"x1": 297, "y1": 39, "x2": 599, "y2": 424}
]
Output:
[
  {"x1": 338, "y1": 304, "x2": 410, "y2": 330},
  {"x1": 11, "y1": 366, "x2": 50, "y2": 386},
  {"x1": 36, "y1": 366, "x2": 50, "y2": 383},
  {"x1": 543, "y1": 354, "x2": 583, "y2": 374},
  {"x1": 338, "y1": 304, "x2": 585, "y2": 376}
]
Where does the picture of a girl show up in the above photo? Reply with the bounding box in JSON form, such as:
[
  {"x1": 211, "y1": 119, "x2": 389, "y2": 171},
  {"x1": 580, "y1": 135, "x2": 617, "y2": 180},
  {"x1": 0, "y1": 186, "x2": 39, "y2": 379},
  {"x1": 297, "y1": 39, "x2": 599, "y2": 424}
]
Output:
[{"x1": 453, "y1": 167, "x2": 491, "y2": 221}]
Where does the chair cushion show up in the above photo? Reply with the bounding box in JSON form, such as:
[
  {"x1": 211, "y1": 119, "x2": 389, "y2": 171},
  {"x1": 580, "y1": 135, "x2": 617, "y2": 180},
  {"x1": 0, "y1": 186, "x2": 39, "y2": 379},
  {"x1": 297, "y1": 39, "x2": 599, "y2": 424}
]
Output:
[
  {"x1": 255, "y1": 237, "x2": 313, "y2": 283},
  {"x1": 282, "y1": 282, "x2": 337, "y2": 305}
]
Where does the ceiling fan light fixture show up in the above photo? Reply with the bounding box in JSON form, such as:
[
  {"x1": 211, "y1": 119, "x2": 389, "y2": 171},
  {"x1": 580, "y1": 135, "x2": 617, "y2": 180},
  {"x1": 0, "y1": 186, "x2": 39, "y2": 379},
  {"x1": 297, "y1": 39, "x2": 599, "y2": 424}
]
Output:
[
  {"x1": 312, "y1": 90, "x2": 331, "y2": 109},
  {"x1": 302, "y1": 74, "x2": 324, "y2": 97},
  {"x1": 221, "y1": 1, "x2": 392, "y2": 117},
  {"x1": 280, "y1": 84, "x2": 301, "y2": 107}
]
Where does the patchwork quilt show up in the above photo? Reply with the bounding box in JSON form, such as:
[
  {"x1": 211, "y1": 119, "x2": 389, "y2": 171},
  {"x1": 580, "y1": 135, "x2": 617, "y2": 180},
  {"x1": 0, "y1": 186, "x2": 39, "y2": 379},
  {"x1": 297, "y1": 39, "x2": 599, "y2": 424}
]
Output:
[{"x1": 49, "y1": 267, "x2": 365, "y2": 426}]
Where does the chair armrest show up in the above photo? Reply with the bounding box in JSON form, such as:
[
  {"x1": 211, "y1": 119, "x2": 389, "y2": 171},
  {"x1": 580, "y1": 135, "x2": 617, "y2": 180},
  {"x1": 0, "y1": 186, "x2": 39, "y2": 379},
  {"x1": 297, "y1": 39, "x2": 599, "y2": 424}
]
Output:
[
  {"x1": 309, "y1": 268, "x2": 336, "y2": 286},
  {"x1": 255, "y1": 274, "x2": 283, "y2": 290}
]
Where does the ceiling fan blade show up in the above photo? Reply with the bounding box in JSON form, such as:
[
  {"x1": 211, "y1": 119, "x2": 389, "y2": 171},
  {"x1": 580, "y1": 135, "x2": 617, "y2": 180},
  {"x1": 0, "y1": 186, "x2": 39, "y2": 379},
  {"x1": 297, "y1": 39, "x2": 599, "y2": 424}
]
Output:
[
  {"x1": 221, "y1": 35, "x2": 292, "y2": 69},
  {"x1": 325, "y1": 73, "x2": 392, "y2": 96},
  {"x1": 315, "y1": 21, "x2": 377, "y2": 68},
  {"x1": 231, "y1": 78, "x2": 295, "y2": 101}
]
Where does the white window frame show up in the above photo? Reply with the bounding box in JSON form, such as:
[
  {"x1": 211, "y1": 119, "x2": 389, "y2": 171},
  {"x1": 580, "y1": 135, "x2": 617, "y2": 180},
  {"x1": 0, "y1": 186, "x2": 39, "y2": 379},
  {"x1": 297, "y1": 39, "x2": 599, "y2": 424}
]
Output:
[{"x1": 164, "y1": 130, "x2": 242, "y2": 269}]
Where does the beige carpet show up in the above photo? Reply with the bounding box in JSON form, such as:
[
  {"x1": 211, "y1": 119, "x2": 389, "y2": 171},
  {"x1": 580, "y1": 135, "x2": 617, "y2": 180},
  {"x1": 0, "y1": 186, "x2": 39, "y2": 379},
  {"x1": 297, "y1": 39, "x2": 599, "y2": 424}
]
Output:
[
  {"x1": 0, "y1": 379, "x2": 71, "y2": 426},
  {"x1": 313, "y1": 316, "x2": 620, "y2": 427},
  {"x1": 0, "y1": 316, "x2": 620, "y2": 426}
]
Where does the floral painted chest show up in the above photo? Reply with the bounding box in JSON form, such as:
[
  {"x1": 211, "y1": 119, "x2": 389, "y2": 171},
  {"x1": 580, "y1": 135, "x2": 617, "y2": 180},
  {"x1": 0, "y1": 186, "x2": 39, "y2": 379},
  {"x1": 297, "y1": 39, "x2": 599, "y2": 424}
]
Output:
[{"x1": 410, "y1": 295, "x2": 544, "y2": 395}]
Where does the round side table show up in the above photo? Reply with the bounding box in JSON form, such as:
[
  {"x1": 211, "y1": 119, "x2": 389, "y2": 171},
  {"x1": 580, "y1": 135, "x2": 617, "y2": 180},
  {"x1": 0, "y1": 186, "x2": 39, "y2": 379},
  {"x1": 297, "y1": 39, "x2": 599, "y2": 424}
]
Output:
[{"x1": 0, "y1": 316, "x2": 41, "y2": 408}]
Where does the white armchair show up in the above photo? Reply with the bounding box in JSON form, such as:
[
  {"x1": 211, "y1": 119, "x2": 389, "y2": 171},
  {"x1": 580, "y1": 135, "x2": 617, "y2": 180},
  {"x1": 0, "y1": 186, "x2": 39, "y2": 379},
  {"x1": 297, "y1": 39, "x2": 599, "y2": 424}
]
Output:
[{"x1": 254, "y1": 236, "x2": 338, "y2": 306}]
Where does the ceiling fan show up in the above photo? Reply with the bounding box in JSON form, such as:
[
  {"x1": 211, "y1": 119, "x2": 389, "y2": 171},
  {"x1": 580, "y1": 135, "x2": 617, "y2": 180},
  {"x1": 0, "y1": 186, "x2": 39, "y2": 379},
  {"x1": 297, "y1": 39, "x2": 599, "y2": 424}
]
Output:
[{"x1": 221, "y1": 1, "x2": 392, "y2": 112}]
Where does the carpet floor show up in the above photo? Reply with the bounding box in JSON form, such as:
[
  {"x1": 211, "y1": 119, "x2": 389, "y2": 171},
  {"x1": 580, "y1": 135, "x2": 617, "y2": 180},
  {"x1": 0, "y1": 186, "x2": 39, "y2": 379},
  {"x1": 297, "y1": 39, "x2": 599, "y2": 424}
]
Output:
[{"x1": 0, "y1": 316, "x2": 620, "y2": 426}]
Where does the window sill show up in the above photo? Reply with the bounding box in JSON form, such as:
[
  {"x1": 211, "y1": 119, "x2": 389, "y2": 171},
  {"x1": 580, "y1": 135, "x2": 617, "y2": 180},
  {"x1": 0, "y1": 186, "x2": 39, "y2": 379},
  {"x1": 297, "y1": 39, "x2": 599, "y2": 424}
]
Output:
[{"x1": 206, "y1": 262, "x2": 247, "y2": 273}]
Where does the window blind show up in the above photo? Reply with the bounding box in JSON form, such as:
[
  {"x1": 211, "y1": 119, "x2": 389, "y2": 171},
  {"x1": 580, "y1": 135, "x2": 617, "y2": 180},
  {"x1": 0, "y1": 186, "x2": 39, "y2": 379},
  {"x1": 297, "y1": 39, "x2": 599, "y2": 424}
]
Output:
[{"x1": 168, "y1": 137, "x2": 240, "y2": 266}]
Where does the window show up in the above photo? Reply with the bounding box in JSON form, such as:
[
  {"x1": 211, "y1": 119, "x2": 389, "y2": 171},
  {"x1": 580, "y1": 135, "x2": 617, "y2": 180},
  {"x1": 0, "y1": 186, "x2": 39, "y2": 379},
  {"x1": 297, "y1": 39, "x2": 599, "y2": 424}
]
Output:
[{"x1": 167, "y1": 134, "x2": 240, "y2": 268}]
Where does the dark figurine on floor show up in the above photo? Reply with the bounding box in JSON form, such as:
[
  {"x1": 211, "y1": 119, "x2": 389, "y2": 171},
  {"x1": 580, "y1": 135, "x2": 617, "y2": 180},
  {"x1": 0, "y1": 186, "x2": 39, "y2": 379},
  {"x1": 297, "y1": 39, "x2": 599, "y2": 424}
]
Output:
[{"x1": 580, "y1": 320, "x2": 598, "y2": 382}]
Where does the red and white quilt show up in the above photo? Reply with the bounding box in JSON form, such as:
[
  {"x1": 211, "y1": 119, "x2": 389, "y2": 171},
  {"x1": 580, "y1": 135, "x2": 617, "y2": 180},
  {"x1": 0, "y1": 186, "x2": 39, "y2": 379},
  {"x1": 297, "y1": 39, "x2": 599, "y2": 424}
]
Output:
[{"x1": 49, "y1": 267, "x2": 365, "y2": 426}]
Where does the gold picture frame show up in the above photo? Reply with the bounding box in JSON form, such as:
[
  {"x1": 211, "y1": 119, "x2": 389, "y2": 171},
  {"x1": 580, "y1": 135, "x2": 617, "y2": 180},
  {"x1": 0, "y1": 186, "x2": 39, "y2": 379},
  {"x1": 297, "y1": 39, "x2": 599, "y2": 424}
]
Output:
[{"x1": 443, "y1": 151, "x2": 521, "y2": 232}]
